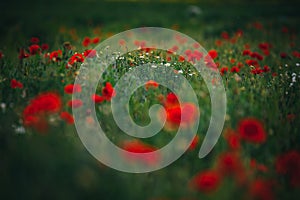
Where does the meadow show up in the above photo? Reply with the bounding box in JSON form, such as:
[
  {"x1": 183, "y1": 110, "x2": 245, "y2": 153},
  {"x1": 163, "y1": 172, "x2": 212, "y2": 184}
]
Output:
[{"x1": 1, "y1": 0, "x2": 300, "y2": 199}]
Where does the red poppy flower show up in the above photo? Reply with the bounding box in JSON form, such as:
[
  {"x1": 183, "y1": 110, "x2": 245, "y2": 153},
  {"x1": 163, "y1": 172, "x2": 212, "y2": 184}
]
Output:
[
  {"x1": 276, "y1": 150, "x2": 300, "y2": 187},
  {"x1": 250, "y1": 159, "x2": 268, "y2": 173},
  {"x1": 220, "y1": 67, "x2": 228, "y2": 75},
  {"x1": 280, "y1": 52, "x2": 288, "y2": 59},
  {"x1": 82, "y1": 37, "x2": 91, "y2": 47},
  {"x1": 92, "y1": 37, "x2": 100, "y2": 44},
  {"x1": 292, "y1": 51, "x2": 300, "y2": 58},
  {"x1": 122, "y1": 139, "x2": 159, "y2": 165},
  {"x1": 60, "y1": 111, "x2": 74, "y2": 124},
  {"x1": 164, "y1": 92, "x2": 179, "y2": 107},
  {"x1": 102, "y1": 82, "x2": 116, "y2": 101},
  {"x1": 29, "y1": 44, "x2": 40, "y2": 55},
  {"x1": 41, "y1": 43, "x2": 49, "y2": 51},
  {"x1": 67, "y1": 53, "x2": 85, "y2": 67},
  {"x1": 262, "y1": 65, "x2": 270, "y2": 72},
  {"x1": 258, "y1": 42, "x2": 271, "y2": 50},
  {"x1": 188, "y1": 135, "x2": 199, "y2": 150},
  {"x1": 67, "y1": 99, "x2": 83, "y2": 108},
  {"x1": 215, "y1": 39, "x2": 223, "y2": 46},
  {"x1": 64, "y1": 84, "x2": 82, "y2": 94},
  {"x1": 83, "y1": 49, "x2": 97, "y2": 58},
  {"x1": 48, "y1": 50, "x2": 62, "y2": 62},
  {"x1": 190, "y1": 170, "x2": 221, "y2": 193},
  {"x1": 250, "y1": 52, "x2": 263, "y2": 61},
  {"x1": 249, "y1": 179, "x2": 274, "y2": 200},
  {"x1": 11, "y1": 79, "x2": 23, "y2": 89},
  {"x1": 242, "y1": 49, "x2": 251, "y2": 56},
  {"x1": 145, "y1": 80, "x2": 159, "y2": 90},
  {"x1": 238, "y1": 117, "x2": 266, "y2": 143},
  {"x1": 30, "y1": 37, "x2": 39, "y2": 44},
  {"x1": 91, "y1": 94, "x2": 105, "y2": 103},
  {"x1": 208, "y1": 49, "x2": 218, "y2": 59},
  {"x1": 230, "y1": 66, "x2": 240, "y2": 73},
  {"x1": 251, "y1": 67, "x2": 263, "y2": 75},
  {"x1": 245, "y1": 59, "x2": 259, "y2": 67},
  {"x1": 221, "y1": 31, "x2": 230, "y2": 40},
  {"x1": 224, "y1": 128, "x2": 240, "y2": 150},
  {"x1": 23, "y1": 92, "x2": 62, "y2": 133},
  {"x1": 0, "y1": 51, "x2": 3, "y2": 59},
  {"x1": 18, "y1": 48, "x2": 29, "y2": 59},
  {"x1": 217, "y1": 152, "x2": 243, "y2": 176}
]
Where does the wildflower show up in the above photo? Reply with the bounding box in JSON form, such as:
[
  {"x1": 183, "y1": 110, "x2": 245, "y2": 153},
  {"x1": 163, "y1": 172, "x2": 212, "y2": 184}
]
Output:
[
  {"x1": 145, "y1": 80, "x2": 159, "y2": 90},
  {"x1": 91, "y1": 94, "x2": 104, "y2": 103},
  {"x1": 83, "y1": 49, "x2": 97, "y2": 58},
  {"x1": 276, "y1": 150, "x2": 300, "y2": 187},
  {"x1": 250, "y1": 159, "x2": 268, "y2": 173},
  {"x1": 190, "y1": 170, "x2": 221, "y2": 193},
  {"x1": 64, "y1": 84, "x2": 82, "y2": 94},
  {"x1": 122, "y1": 139, "x2": 159, "y2": 165},
  {"x1": 29, "y1": 44, "x2": 40, "y2": 55},
  {"x1": 220, "y1": 67, "x2": 228, "y2": 75},
  {"x1": 221, "y1": 31, "x2": 230, "y2": 40},
  {"x1": 18, "y1": 48, "x2": 29, "y2": 59},
  {"x1": 208, "y1": 49, "x2": 218, "y2": 59},
  {"x1": 242, "y1": 49, "x2": 251, "y2": 56},
  {"x1": 23, "y1": 92, "x2": 62, "y2": 133},
  {"x1": 188, "y1": 135, "x2": 199, "y2": 150},
  {"x1": 249, "y1": 179, "x2": 274, "y2": 200},
  {"x1": 230, "y1": 66, "x2": 240, "y2": 73},
  {"x1": 280, "y1": 52, "x2": 288, "y2": 59},
  {"x1": 224, "y1": 128, "x2": 240, "y2": 150},
  {"x1": 102, "y1": 82, "x2": 116, "y2": 101},
  {"x1": 41, "y1": 43, "x2": 49, "y2": 51},
  {"x1": 30, "y1": 37, "x2": 39, "y2": 44},
  {"x1": 60, "y1": 111, "x2": 74, "y2": 124},
  {"x1": 92, "y1": 37, "x2": 100, "y2": 44},
  {"x1": 82, "y1": 37, "x2": 91, "y2": 47},
  {"x1": 11, "y1": 79, "x2": 23, "y2": 89},
  {"x1": 67, "y1": 99, "x2": 83, "y2": 108},
  {"x1": 262, "y1": 65, "x2": 270, "y2": 72},
  {"x1": 238, "y1": 117, "x2": 266, "y2": 144},
  {"x1": 0, "y1": 51, "x2": 3, "y2": 59},
  {"x1": 48, "y1": 50, "x2": 62, "y2": 62}
]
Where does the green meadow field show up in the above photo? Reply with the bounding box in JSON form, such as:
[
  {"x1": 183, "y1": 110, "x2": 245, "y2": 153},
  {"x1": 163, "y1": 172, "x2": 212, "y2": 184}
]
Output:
[{"x1": 1, "y1": 0, "x2": 300, "y2": 199}]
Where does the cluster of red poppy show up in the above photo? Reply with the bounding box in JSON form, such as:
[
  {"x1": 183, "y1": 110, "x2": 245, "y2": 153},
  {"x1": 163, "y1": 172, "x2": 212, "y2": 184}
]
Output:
[
  {"x1": 10, "y1": 79, "x2": 23, "y2": 89},
  {"x1": 18, "y1": 37, "x2": 49, "y2": 59},
  {"x1": 82, "y1": 36, "x2": 100, "y2": 47},
  {"x1": 91, "y1": 82, "x2": 116, "y2": 103},
  {"x1": 157, "y1": 92, "x2": 198, "y2": 131}
]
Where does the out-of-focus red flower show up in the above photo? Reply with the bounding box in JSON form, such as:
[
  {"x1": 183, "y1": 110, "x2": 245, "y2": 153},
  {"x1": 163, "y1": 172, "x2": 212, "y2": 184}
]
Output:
[
  {"x1": 262, "y1": 65, "x2": 270, "y2": 73},
  {"x1": 68, "y1": 99, "x2": 83, "y2": 108},
  {"x1": 221, "y1": 31, "x2": 230, "y2": 40},
  {"x1": 224, "y1": 128, "x2": 240, "y2": 150},
  {"x1": 253, "y1": 22, "x2": 263, "y2": 30},
  {"x1": 188, "y1": 135, "x2": 199, "y2": 151},
  {"x1": 251, "y1": 52, "x2": 264, "y2": 61},
  {"x1": 102, "y1": 82, "x2": 116, "y2": 101},
  {"x1": 287, "y1": 113, "x2": 296, "y2": 122},
  {"x1": 276, "y1": 150, "x2": 300, "y2": 187},
  {"x1": 245, "y1": 59, "x2": 259, "y2": 67},
  {"x1": 145, "y1": 80, "x2": 159, "y2": 90},
  {"x1": 235, "y1": 29, "x2": 243, "y2": 37},
  {"x1": 48, "y1": 50, "x2": 62, "y2": 62},
  {"x1": 251, "y1": 67, "x2": 263, "y2": 75},
  {"x1": 0, "y1": 51, "x2": 3, "y2": 59},
  {"x1": 217, "y1": 152, "x2": 244, "y2": 179},
  {"x1": 11, "y1": 79, "x2": 23, "y2": 89},
  {"x1": 29, "y1": 44, "x2": 40, "y2": 55},
  {"x1": 92, "y1": 37, "x2": 100, "y2": 44},
  {"x1": 82, "y1": 37, "x2": 91, "y2": 47},
  {"x1": 238, "y1": 117, "x2": 266, "y2": 144},
  {"x1": 64, "y1": 84, "x2": 82, "y2": 94},
  {"x1": 91, "y1": 94, "x2": 105, "y2": 103},
  {"x1": 83, "y1": 49, "x2": 97, "y2": 58},
  {"x1": 23, "y1": 92, "x2": 62, "y2": 133},
  {"x1": 249, "y1": 179, "x2": 274, "y2": 200},
  {"x1": 215, "y1": 39, "x2": 223, "y2": 46},
  {"x1": 292, "y1": 51, "x2": 300, "y2": 58},
  {"x1": 119, "y1": 39, "x2": 126, "y2": 46},
  {"x1": 122, "y1": 139, "x2": 159, "y2": 165},
  {"x1": 19, "y1": 48, "x2": 29, "y2": 59},
  {"x1": 60, "y1": 111, "x2": 74, "y2": 124},
  {"x1": 30, "y1": 37, "x2": 39, "y2": 44},
  {"x1": 208, "y1": 49, "x2": 218, "y2": 59},
  {"x1": 41, "y1": 43, "x2": 49, "y2": 51},
  {"x1": 280, "y1": 52, "x2": 288, "y2": 59},
  {"x1": 242, "y1": 49, "x2": 251, "y2": 56},
  {"x1": 250, "y1": 159, "x2": 268, "y2": 173},
  {"x1": 220, "y1": 67, "x2": 228, "y2": 75},
  {"x1": 67, "y1": 53, "x2": 85, "y2": 68},
  {"x1": 281, "y1": 26, "x2": 289, "y2": 33},
  {"x1": 230, "y1": 66, "x2": 240, "y2": 73},
  {"x1": 258, "y1": 42, "x2": 271, "y2": 50},
  {"x1": 178, "y1": 55, "x2": 185, "y2": 62},
  {"x1": 190, "y1": 170, "x2": 221, "y2": 193}
]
